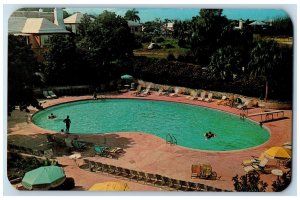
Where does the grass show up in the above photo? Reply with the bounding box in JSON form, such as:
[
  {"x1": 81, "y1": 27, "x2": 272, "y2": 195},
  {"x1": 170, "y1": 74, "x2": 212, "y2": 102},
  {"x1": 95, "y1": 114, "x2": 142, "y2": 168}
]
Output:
[{"x1": 133, "y1": 37, "x2": 189, "y2": 59}]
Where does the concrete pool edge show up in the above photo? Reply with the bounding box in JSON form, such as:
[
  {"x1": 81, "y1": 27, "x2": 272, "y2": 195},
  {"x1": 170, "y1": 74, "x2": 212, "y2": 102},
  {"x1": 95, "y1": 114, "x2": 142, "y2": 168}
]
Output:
[{"x1": 31, "y1": 97, "x2": 272, "y2": 153}]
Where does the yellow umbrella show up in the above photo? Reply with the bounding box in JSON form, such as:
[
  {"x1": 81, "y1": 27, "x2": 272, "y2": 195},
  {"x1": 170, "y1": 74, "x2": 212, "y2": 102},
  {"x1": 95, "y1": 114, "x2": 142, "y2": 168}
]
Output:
[
  {"x1": 264, "y1": 146, "x2": 291, "y2": 159},
  {"x1": 89, "y1": 182, "x2": 129, "y2": 191}
]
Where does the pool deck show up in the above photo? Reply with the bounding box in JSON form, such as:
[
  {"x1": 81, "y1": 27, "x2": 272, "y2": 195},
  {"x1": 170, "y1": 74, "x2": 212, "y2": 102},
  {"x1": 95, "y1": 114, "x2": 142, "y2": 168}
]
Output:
[{"x1": 7, "y1": 92, "x2": 293, "y2": 192}]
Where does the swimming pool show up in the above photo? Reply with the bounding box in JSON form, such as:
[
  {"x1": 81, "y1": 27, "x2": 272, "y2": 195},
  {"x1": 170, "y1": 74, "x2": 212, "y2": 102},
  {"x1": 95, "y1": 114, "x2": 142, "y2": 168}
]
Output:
[{"x1": 32, "y1": 99, "x2": 270, "y2": 151}]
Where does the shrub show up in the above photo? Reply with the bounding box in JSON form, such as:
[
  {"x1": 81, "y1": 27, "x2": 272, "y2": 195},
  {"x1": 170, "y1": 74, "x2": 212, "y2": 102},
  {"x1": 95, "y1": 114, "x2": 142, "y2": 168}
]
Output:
[
  {"x1": 154, "y1": 37, "x2": 165, "y2": 43},
  {"x1": 164, "y1": 43, "x2": 175, "y2": 49},
  {"x1": 167, "y1": 53, "x2": 176, "y2": 61}
]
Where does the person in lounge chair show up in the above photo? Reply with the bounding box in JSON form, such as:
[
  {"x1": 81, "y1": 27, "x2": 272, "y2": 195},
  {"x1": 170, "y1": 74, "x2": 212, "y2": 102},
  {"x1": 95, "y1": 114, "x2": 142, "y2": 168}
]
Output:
[{"x1": 204, "y1": 131, "x2": 217, "y2": 139}]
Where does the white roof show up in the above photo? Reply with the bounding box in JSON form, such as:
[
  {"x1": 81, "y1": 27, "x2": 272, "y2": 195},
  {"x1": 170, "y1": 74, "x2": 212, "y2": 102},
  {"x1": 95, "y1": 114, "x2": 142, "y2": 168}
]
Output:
[
  {"x1": 22, "y1": 18, "x2": 69, "y2": 34},
  {"x1": 64, "y1": 12, "x2": 94, "y2": 24}
]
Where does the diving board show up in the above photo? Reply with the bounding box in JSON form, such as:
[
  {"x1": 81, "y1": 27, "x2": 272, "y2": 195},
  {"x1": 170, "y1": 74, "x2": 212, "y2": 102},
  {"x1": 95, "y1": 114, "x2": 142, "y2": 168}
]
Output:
[{"x1": 247, "y1": 110, "x2": 284, "y2": 123}]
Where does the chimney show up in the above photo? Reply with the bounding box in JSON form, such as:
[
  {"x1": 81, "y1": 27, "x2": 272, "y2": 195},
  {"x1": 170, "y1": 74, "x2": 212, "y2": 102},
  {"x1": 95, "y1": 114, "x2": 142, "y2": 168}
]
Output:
[
  {"x1": 54, "y1": 8, "x2": 65, "y2": 29},
  {"x1": 239, "y1": 20, "x2": 243, "y2": 29}
]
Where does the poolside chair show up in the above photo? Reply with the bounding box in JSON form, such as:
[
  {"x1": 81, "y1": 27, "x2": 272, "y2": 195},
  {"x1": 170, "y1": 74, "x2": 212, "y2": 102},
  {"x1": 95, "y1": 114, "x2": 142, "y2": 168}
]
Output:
[
  {"x1": 216, "y1": 96, "x2": 227, "y2": 105},
  {"x1": 145, "y1": 173, "x2": 158, "y2": 185},
  {"x1": 48, "y1": 90, "x2": 57, "y2": 98},
  {"x1": 132, "y1": 85, "x2": 142, "y2": 96},
  {"x1": 157, "y1": 88, "x2": 164, "y2": 96},
  {"x1": 121, "y1": 168, "x2": 131, "y2": 179},
  {"x1": 197, "y1": 91, "x2": 206, "y2": 101},
  {"x1": 236, "y1": 100, "x2": 250, "y2": 109},
  {"x1": 243, "y1": 157, "x2": 269, "y2": 173},
  {"x1": 105, "y1": 147, "x2": 124, "y2": 159},
  {"x1": 43, "y1": 91, "x2": 51, "y2": 99},
  {"x1": 191, "y1": 164, "x2": 201, "y2": 178},
  {"x1": 204, "y1": 93, "x2": 213, "y2": 102},
  {"x1": 94, "y1": 145, "x2": 109, "y2": 157},
  {"x1": 188, "y1": 90, "x2": 198, "y2": 100},
  {"x1": 138, "y1": 172, "x2": 149, "y2": 183},
  {"x1": 242, "y1": 153, "x2": 265, "y2": 166},
  {"x1": 72, "y1": 139, "x2": 86, "y2": 150},
  {"x1": 65, "y1": 138, "x2": 73, "y2": 148},
  {"x1": 170, "y1": 87, "x2": 180, "y2": 97},
  {"x1": 140, "y1": 85, "x2": 151, "y2": 96}
]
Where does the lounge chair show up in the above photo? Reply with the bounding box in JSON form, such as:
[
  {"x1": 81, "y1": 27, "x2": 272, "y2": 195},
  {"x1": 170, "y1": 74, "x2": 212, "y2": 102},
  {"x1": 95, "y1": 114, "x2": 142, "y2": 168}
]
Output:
[
  {"x1": 48, "y1": 90, "x2": 57, "y2": 98},
  {"x1": 187, "y1": 90, "x2": 198, "y2": 100},
  {"x1": 94, "y1": 145, "x2": 109, "y2": 157},
  {"x1": 170, "y1": 87, "x2": 180, "y2": 97},
  {"x1": 157, "y1": 88, "x2": 164, "y2": 96},
  {"x1": 43, "y1": 91, "x2": 51, "y2": 99},
  {"x1": 237, "y1": 100, "x2": 250, "y2": 109},
  {"x1": 216, "y1": 96, "x2": 227, "y2": 105},
  {"x1": 132, "y1": 85, "x2": 142, "y2": 96},
  {"x1": 204, "y1": 93, "x2": 213, "y2": 102},
  {"x1": 191, "y1": 164, "x2": 201, "y2": 178},
  {"x1": 72, "y1": 140, "x2": 86, "y2": 150},
  {"x1": 140, "y1": 86, "x2": 151, "y2": 96},
  {"x1": 106, "y1": 147, "x2": 124, "y2": 158},
  {"x1": 197, "y1": 91, "x2": 206, "y2": 101},
  {"x1": 242, "y1": 153, "x2": 265, "y2": 166},
  {"x1": 243, "y1": 157, "x2": 269, "y2": 173}
]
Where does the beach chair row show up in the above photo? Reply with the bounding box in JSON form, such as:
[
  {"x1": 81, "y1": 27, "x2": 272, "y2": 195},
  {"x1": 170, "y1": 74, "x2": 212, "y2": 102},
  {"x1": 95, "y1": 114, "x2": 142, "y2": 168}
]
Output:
[
  {"x1": 8, "y1": 143, "x2": 45, "y2": 157},
  {"x1": 83, "y1": 159, "x2": 230, "y2": 192}
]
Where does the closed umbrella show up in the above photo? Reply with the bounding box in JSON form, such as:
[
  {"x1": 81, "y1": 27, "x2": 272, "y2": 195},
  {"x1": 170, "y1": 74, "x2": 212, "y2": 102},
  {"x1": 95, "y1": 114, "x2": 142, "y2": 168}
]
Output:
[
  {"x1": 121, "y1": 74, "x2": 133, "y2": 80},
  {"x1": 89, "y1": 182, "x2": 129, "y2": 191},
  {"x1": 22, "y1": 166, "x2": 66, "y2": 190},
  {"x1": 264, "y1": 146, "x2": 291, "y2": 159}
]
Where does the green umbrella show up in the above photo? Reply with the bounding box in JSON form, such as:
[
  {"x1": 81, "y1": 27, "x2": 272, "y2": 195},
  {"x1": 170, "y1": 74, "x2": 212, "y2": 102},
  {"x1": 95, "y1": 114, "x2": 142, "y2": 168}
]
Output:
[
  {"x1": 22, "y1": 166, "x2": 66, "y2": 190},
  {"x1": 121, "y1": 74, "x2": 133, "y2": 80}
]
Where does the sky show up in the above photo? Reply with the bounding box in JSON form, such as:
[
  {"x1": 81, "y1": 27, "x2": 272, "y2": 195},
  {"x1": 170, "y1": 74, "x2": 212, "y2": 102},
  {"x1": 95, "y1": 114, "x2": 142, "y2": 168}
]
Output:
[{"x1": 64, "y1": 8, "x2": 289, "y2": 22}]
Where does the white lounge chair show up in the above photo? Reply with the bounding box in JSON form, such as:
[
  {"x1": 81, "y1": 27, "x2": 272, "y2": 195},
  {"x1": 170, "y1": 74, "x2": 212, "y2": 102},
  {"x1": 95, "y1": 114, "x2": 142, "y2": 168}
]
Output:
[
  {"x1": 187, "y1": 90, "x2": 198, "y2": 100},
  {"x1": 140, "y1": 86, "x2": 151, "y2": 96},
  {"x1": 197, "y1": 91, "x2": 206, "y2": 101},
  {"x1": 43, "y1": 91, "x2": 51, "y2": 99},
  {"x1": 204, "y1": 93, "x2": 213, "y2": 102},
  {"x1": 243, "y1": 157, "x2": 269, "y2": 173},
  {"x1": 48, "y1": 90, "x2": 57, "y2": 98},
  {"x1": 217, "y1": 96, "x2": 227, "y2": 105},
  {"x1": 170, "y1": 87, "x2": 180, "y2": 97}
]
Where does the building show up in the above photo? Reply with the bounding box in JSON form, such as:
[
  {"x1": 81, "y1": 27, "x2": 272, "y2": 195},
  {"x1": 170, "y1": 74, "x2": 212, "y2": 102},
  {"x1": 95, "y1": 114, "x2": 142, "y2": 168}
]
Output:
[
  {"x1": 127, "y1": 20, "x2": 142, "y2": 33},
  {"x1": 8, "y1": 8, "x2": 69, "y2": 61}
]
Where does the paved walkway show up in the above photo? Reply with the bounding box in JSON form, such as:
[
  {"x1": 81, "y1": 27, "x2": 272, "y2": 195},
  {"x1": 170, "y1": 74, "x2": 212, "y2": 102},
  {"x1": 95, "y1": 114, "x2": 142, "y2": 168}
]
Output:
[{"x1": 7, "y1": 92, "x2": 292, "y2": 191}]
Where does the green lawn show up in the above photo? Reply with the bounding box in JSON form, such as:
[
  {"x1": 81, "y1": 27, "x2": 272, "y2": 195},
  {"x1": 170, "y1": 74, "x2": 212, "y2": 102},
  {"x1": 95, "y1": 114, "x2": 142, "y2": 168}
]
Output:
[{"x1": 133, "y1": 37, "x2": 189, "y2": 59}]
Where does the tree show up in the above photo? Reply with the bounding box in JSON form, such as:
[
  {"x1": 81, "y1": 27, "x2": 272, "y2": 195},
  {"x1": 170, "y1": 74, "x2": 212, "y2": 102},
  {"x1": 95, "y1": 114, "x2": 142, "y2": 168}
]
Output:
[
  {"x1": 232, "y1": 171, "x2": 268, "y2": 192},
  {"x1": 77, "y1": 10, "x2": 135, "y2": 84},
  {"x1": 8, "y1": 35, "x2": 41, "y2": 113},
  {"x1": 207, "y1": 45, "x2": 243, "y2": 81},
  {"x1": 77, "y1": 14, "x2": 93, "y2": 38},
  {"x1": 248, "y1": 40, "x2": 283, "y2": 101},
  {"x1": 189, "y1": 9, "x2": 229, "y2": 65},
  {"x1": 124, "y1": 8, "x2": 140, "y2": 22},
  {"x1": 43, "y1": 35, "x2": 86, "y2": 85}
]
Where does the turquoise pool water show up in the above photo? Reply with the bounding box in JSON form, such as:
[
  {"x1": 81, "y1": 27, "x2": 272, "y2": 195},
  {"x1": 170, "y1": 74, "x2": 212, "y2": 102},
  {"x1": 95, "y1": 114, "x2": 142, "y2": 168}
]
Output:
[{"x1": 32, "y1": 99, "x2": 270, "y2": 151}]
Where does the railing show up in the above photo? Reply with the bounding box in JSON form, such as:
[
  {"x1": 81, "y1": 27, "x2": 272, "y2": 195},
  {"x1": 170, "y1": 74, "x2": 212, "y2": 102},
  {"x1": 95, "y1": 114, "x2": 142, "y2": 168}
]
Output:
[{"x1": 166, "y1": 134, "x2": 177, "y2": 145}]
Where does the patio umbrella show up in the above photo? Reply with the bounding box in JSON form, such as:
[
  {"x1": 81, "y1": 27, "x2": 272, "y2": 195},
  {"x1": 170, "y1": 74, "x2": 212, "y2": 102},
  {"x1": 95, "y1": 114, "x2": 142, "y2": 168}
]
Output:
[
  {"x1": 22, "y1": 166, "x2": 66, "y2": 190},
  {"x1": 264, "y1": 146, "x2": 291, "y2": 159},
  {"x1": 89, "y1": 182, "x2": 129, "y2": 191},
  {"x1": 121, "y1": 74, "x2": 133, "y2": 80}
]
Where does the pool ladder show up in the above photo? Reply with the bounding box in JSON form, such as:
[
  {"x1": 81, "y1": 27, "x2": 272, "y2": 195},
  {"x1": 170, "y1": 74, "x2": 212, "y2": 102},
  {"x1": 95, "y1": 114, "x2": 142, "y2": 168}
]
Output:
[{"x1": 166, "y1": 134, "x2": 177, "y2": 145}]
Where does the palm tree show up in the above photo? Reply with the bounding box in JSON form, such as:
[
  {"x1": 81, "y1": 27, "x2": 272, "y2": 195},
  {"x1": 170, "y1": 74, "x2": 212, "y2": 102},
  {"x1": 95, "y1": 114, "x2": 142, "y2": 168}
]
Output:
[
  {"x1": 248, "y1": 40, "x2": 282, "y2": 101},
  {"x1": 124, "y1": 8, "x2": 140, "y2": 22}
]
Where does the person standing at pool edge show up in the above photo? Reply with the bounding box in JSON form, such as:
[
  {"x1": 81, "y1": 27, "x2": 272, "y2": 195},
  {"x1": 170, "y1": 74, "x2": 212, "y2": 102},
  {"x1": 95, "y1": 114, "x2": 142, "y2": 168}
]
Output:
[{"x1": 63, "y1": 116, "x2": 71, "y2": 133}]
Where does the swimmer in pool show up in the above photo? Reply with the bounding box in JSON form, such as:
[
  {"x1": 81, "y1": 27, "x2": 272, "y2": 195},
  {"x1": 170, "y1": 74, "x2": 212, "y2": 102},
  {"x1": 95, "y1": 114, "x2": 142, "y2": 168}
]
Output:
[
  {"x1": 204, "y1": 131, "x2": 217, "y2": 139},
  {"x1": 48, "y1": 113, "x2": 57, "y2": 119}
]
